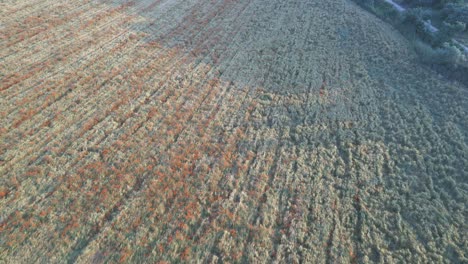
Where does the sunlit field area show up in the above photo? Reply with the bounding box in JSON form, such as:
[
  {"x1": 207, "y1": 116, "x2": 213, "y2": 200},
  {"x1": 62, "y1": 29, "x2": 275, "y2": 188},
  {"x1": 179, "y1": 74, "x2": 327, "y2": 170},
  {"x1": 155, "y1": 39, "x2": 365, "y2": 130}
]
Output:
[{"x1": 1, "y1": 0, "x2": 467, "y2": 263}]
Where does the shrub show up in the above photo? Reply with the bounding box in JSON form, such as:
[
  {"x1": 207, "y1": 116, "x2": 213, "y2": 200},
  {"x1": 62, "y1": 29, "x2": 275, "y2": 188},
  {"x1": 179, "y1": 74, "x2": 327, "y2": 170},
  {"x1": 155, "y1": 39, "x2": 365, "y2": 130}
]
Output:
[
  {"x1": 414, "y1": 40, "x2": 466, "y2": 64},
  {"x1": 353, "y1": 0, "x2": 468, "y2": 68},
  {"x1": 442, "y1": 3, "x2": 468, "y2": 31}
]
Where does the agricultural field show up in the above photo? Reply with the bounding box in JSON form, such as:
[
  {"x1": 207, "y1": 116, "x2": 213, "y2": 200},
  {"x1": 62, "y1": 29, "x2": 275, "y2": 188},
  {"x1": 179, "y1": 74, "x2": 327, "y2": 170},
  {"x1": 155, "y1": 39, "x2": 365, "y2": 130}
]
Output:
[{"x1": 1, "y1": 0, "x2": 467, "y2": 263}]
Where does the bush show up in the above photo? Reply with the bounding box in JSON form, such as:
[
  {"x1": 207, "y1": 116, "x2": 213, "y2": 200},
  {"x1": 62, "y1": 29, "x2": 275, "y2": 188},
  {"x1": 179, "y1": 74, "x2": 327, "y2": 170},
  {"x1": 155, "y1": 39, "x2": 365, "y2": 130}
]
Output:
[
  {"x1": 442, "y1": 3, "x2": 468, "y2": 31},
  {"x1": 353, "y1": 0, "x2": 467, "y2": 67},
  {"x1": 400, "y1": 10, "x2": 434, "y2": 41},
  {"x1": 414, "y1": 41, "x2": 466, "y2": 64},
  {"x1": 442, "y1": 21, "x2": 466, "y2": 34}
]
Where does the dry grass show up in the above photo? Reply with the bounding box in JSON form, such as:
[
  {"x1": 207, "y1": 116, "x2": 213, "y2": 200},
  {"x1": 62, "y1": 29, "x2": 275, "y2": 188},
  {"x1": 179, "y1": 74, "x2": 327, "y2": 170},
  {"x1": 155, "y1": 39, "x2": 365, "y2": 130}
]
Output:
[{"x1": 1, "y1": 0, "x2": 467, "y2": 263}]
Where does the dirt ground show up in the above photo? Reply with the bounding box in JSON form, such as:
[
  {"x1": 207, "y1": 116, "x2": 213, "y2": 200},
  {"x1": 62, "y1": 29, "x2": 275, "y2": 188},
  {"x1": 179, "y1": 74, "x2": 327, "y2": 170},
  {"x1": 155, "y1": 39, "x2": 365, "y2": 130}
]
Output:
[{"x1": 1, "y1": 0, "x2": 467, "y2": 263}]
